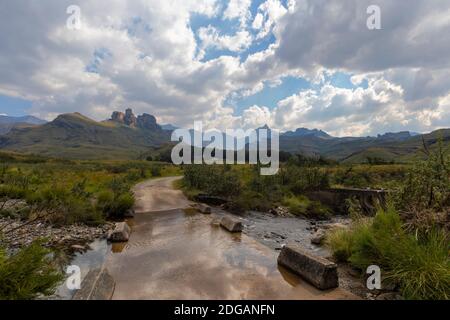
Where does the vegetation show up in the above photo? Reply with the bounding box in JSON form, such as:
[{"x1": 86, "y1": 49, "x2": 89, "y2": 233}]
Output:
[
  {"x1": 326, "y1": 142, "x2": 450, "y2": 300},
  {"x1": 0, "y1": 152, "x2": 181, "y2": 224},
  {"x1": 0, "y1": 241, "x2": 63, "y2": 300}
]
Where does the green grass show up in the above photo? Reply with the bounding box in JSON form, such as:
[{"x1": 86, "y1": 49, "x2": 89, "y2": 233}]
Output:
[
  {"x1": 0, "y1": 153, "x2": 181, "y2": 224},
  {"x1": 282, "y1": 195, "x2": 331, "y2": 219},
  {"x1": 326, "y1": 207, "x2": 450, "y2": 300}
]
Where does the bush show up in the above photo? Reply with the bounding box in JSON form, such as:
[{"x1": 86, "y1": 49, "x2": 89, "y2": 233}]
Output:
[
  {"x1": 395, "y1": 139, "x2": 450, "y2": 212},
  {"x1": 97, "y1": 190, "x2": 134, "y2": 219},
  {"x1": 0, "y1": 241, "x2": 63, "y2": 300},
  {"x1": 282, "y1": 195, "x2": 331, "y2": 219},
  {"x1": 326, "y1": 207, "x2": 450, "y2": 300}
]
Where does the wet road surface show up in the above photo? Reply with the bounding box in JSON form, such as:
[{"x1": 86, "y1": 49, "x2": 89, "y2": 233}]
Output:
[{"x1": 105, "y1": 177, "x2": 357, "y2": 300}]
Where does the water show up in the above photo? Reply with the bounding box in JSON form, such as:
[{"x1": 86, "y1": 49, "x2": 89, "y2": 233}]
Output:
[
  {"x1": 60, "y1": 209, "x2": 355, "y2": 300},
  {"x1": 54, "y1": 239, "x2": 111, "y2": 300}
]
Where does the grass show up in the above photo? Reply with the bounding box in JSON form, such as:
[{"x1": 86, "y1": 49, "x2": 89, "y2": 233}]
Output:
[
  {"x1": 0, "y1": 154, "x2": 182, "y2": 224},
  {"x1": 326, "y1": 207, "x2": 450, "y2": 300},
  {"x1": 282, "y1": 195, "x2": 331, "y2": 219}
]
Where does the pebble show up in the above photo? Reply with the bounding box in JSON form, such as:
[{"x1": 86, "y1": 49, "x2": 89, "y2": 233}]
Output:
[{"x1": 0, "y1": 217, "x2": 113, "y2": 251}]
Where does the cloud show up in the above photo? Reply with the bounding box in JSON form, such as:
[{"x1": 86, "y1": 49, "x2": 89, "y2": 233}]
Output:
[
  {"x1": 197, "y1": 25, "x2": 252, "y2": 53},
  {"x1": 0, "y1": 0, "x2": 448, "y2": 136}
]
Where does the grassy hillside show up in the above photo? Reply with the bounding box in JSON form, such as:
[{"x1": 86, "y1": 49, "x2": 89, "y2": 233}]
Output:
[{"x1": 0, "y1": 113, "x2": 170, "y2": 159}]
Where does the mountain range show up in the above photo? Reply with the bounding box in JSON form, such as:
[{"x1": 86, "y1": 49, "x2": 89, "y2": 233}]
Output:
[
  {"x1": 0, "y1": 110, "x2": 448, "y2": 162},
  {"x1": 0, "y1": 115, "x2": 47, "y2": 135}
]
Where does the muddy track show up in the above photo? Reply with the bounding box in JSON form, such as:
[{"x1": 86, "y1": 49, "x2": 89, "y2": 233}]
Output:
[{"x1": 105, "y1": 177, "x2": 357, "y2": 300}]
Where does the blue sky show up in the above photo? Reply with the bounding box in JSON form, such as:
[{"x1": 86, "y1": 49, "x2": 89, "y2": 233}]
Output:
[{"x1": 0, "y1": 95, "x2": 32, "y2": 117}]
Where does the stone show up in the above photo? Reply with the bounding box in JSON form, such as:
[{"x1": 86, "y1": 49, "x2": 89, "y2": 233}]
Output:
[
  {"x1": 193, "y1": 203, "x2": 211, "y2": 214},
  {"x1": 375, "y1": 292, "x2": 403, "y2": 300},
  {"x1": 71, "y1": 244, "x2": 86, "y2": 251},
  {"x1": 72, "y1": 268, "x2": 115, "y2": 300},
  {"x1": 277, "y1": 244, "x2": 339, "y2": 290},
  {"x1": 220, "y1": 216, "x2": 243, "y2": 233},
  {"x1": 107, "y1": 222, "x2": 131, "y2": 242},
  {"x1": 311, "y1": 230, "x2": 326, "y2": 245}
]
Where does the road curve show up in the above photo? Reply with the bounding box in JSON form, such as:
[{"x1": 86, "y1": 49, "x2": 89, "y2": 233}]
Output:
[{"x1": 132, "y1": 176, "x2": 192, "y2": 213}]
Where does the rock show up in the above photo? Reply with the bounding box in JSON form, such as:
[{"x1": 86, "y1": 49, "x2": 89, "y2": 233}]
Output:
[
  {"x1": 107, "y1": 222, "x2": 131, "y2": 242},
  {"x1": 210, "y1": 218, "x2": 221, "y2": 227},
  {"x1": 322, "y1": 223, "x2": 348, "y2": 230},
  {"x1": 124, "y1": 108, "x2": 137, "y2": 126},
  {"x1": 72, "y1": 268, "x2": 115, "y2": 300},
  {"x1": 192, "y1": 203, "x2": 211, "y2": 214},
  {"x1": 311, "y1": 230, "x2": 326, "y2": 245},
  {"x1": 270, "y1": 206, "x2": 291, "y2": 217},
  {"x1": 277, "y1": 244, "x2": 339, "y2": 290},
  {"x1": 111, "y1": 111, "x2": 125, "y2": 123},
  {"x1": 71, "y1": 244, "x2": 86, "y2": 252},
  {"x1": 375, "y1": 292, "x2": 403, "y2": 300},
  {"x1": 136, "y1": 113, "x2": 160, "y2": 130},
  {"x1": 220, "y1": 216, "x2": 243, "y2": 233}
]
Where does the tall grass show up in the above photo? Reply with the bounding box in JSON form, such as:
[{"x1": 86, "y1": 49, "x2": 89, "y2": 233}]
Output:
[{"x1": 326, "y1": 207, "x2": 450, "y2": 300}]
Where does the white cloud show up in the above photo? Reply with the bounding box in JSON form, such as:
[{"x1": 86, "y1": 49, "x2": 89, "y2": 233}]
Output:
[
  {"x1": 223, "y1": 0, "x2": 252, "y2": 27},
  {"x1": 0, "y1": 0, "x2": 448, "y2": 136},
  {"x1": 197, "y1": 25, "x2": 252, "y2": 54}
]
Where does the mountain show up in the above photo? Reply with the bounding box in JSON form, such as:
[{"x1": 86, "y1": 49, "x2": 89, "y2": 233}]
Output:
[
  {"x1": 0, "y1": 115, "x2": 47, "y2": 135},
  {"x1": 282, "y1": 128, "x2": 332, "y2": 139},
  {"x1": 161, "y1": 124, "x2": 178, "y2": 131},
  {"x1": 280, "y1": 128, "x2": 450, "y2": 163},
  {"x1": 0, "y1": 109, "x2": 448, "y2": 163},
  {"x1": 0, "y1": 115, "x2": 46, "y2": 125},
  {"x1": 0, "y1": 110, "x2": 169, "y2": 159}
]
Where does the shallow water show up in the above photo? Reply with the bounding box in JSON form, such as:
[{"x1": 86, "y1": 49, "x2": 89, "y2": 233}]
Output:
[
  {"x1": 54, "y1": 239, "x2": 111, "y2": 300},
  {"x1": 58, "y1": 177, "x2": 355, "y2": 300},
  {"x1": 102, "y1": 209, "x2": 354, "y2": 300}
]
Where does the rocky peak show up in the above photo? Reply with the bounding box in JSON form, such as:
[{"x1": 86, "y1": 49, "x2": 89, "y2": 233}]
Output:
[
  {"x1": 124, "y1": 108, "x2": 137, "y2": 126},
  {"x1": 111, "y1": 111, "x2": 125, "y2": 123},
  {"x1": 137, "y1": 113, "x2": 159, "y2": 130},
  {"x1": 110, "y1": 108, "x2": 161, "y2": 131}
]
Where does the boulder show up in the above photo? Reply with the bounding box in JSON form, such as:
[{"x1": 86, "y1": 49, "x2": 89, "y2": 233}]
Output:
[
  {"x1": 107, "y1": 222, "x2": 131, "y2": 242},
  {"x1": 220, "y1": 216, "x2": 243, "y2": 233},
  {"x1": 310, "y1": 230, "x2": 326, "y2": 245},
  {"x1": 277, "y1": 244, "x2": 338, "y2": 290},
  {"x1": 72, "y1": 268, "x2": 115, "y2": 300}
]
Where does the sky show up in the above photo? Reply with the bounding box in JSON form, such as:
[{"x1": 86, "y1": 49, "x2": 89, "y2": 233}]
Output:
[{"x1": 0, "y1": 0, "x2": 449, "y2": 136}]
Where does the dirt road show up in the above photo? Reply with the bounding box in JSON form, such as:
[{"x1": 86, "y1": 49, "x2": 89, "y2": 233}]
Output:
[{"x1": 106, "y1": 177, "x2": 357, "y2": 300}]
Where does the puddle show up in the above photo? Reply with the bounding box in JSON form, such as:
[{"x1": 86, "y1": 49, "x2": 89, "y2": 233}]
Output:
[
  {"x1": 53, "y1": 239, "x2": 111, "y2": 300},
  {"x1": 57, "y1": 208, "x2": 354, "y2": 300}
]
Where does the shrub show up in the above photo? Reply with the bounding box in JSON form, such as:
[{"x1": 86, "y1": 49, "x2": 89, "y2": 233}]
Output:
[
  {"x1": 150, "y1": 165, "x2": 162, "y2": 177},
  {"x1": 0, "y1": 241, "x2": 63, "y2": 300},
  {"x1": 97, "y1": 190, "x2": 134, "y2": 219},
  {"x1": 395, "y1": 139, "x2": 450, "y2": 212},
  {"x1": 282, "y1": 195, "x2": 331, "y2": 219}
]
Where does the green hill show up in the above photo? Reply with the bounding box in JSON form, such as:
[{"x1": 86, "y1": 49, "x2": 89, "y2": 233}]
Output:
[{"x1": 0, "y1": 112, "x2": 170, "y2": 159}]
